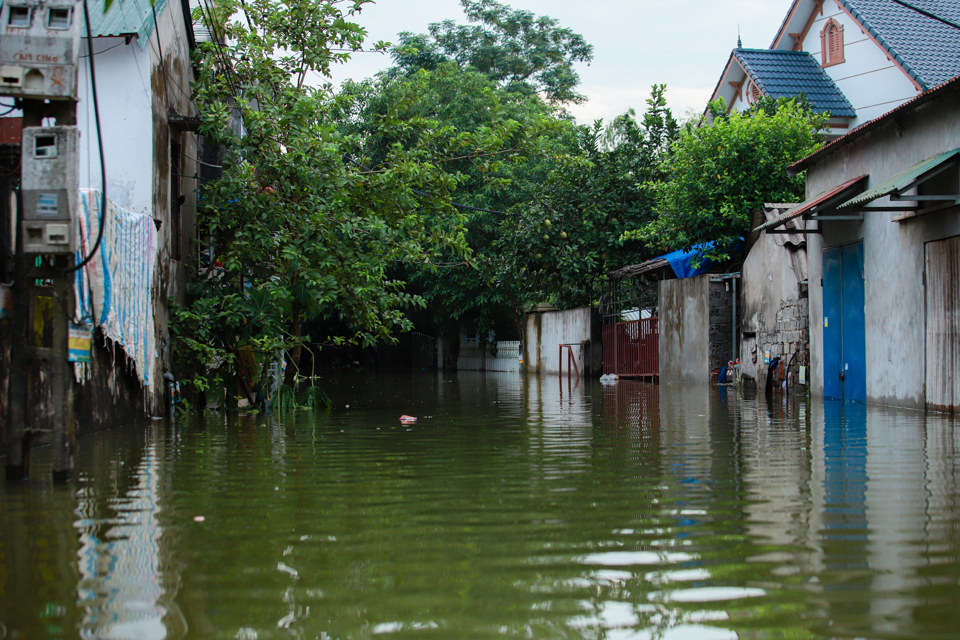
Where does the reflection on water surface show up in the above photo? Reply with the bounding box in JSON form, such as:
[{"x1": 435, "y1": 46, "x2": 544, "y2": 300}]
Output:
[{"x1": 2, "y1": 372, "x2": 960, "y2": 639}]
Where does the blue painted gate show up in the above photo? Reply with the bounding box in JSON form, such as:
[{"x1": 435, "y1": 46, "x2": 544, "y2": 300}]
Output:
[{"x1": 822, "y1": 243, "x2": 866, "y2": 402}]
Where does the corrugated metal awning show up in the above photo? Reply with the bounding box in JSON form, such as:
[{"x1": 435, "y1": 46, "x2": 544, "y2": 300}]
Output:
[
  {"x1": 753, "y1": 174, "x2": 868, "y2": 233},
  {"x1": 81, "y1": 0, "x2": 168, "y2": 47},
  {"x1": 837, "y1": 147, "x2": 960, "y2": 210}
]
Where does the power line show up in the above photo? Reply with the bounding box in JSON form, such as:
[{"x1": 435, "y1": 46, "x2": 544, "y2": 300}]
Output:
[{"x1": 66, "y1": 0, "x2": 108, "y2": 275}]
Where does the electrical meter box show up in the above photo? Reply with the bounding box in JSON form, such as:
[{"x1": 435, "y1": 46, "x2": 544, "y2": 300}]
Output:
[
  {"x1": 0, "y1": 0, "x2": 81, "y2": 100},
  {"x1": 21, "y1": 125, "x2": 79, "y2": 254}
]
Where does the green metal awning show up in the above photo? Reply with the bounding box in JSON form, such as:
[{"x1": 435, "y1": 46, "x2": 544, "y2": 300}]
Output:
[
  {"x1": 838, "y1": 147, "x2": 960, "y2": 210},
  {"x1": 754, "y1": 174, "x2": 868, "y2": 233},
  {"x1": 80, "y1": 0, "x2": 168, "y2": 47}
]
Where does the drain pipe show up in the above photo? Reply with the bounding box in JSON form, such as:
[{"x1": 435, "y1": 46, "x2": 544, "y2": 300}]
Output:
[{"x1": 732, "y1": 276, "x2": 738, "y2": 366}]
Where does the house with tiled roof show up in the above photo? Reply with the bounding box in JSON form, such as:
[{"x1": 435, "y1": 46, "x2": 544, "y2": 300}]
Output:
[
  {"x1": 710, "y1": 0, "x2": 960, "y2": 135},
  {"x1": 756, "y1": 75, "x2": 960, "y2": 410}
]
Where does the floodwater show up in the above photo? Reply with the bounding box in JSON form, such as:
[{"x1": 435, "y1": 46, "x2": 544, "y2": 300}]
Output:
[{"x1": 2, "y1": 372, "x2": 960, "y2": 640}]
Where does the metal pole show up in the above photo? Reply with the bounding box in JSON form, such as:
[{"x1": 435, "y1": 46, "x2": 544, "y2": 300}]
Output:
[{"x1": 732, "y1": 276, "x2": 738, "y2": 365}]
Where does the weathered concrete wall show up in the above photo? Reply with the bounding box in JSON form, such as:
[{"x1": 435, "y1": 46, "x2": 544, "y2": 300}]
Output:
[
  {"x1": 805, "y1": 89, "x2": 960, "y2": 409},
  {"x1": 72, "y1": 0, "x2": 197, "y2": 418},
  {"x1": 659, "y1": 276, "x2": 738, "y2": 383},
  {"x1": 659, "y1": 276, "x2": 710, "y2": 382},
  {"x1": 741, "y1": 229, "x2": 810, "y2": 391},
  {"x1": 522, "y1": 307, "x2": 598, "y2": 375}
]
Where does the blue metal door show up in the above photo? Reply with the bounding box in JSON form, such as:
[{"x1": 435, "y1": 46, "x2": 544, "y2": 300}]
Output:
[
  {"x1": 823, "y1": 248, "x2": 844, "y2": 400},
  {"x1": 822, "y1": 243, "x2": 866, "y2": 402}
]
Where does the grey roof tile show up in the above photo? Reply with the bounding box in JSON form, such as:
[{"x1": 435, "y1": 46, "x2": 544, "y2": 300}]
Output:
[
  {"x1": 734, "y1": 48, "x2": 857, "y2": 117},
  {"x1": 841, "y1": 0, "x2": 960, "y2": 89}
]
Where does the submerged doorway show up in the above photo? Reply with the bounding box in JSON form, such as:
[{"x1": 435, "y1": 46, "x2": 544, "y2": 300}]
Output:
[{"x1": 822, "y1": 242, "x2": 866, "y2": 402}]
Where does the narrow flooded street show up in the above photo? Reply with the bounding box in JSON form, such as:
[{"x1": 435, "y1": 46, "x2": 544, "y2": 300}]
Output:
[{"x1": 2, "y1": 372, "x2": 960, "y2": 639}]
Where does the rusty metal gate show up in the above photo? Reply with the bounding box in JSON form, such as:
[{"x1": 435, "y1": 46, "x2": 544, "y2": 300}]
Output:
[{"x1": 603, "y1": 317, "x2": 659, "y2": 378}]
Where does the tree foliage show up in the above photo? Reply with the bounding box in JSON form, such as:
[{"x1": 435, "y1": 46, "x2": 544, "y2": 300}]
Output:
[
  {"x1": 391, "y1": 0, "x2": 594, "y2": 104},
  {"x1": 493, "y1": 86, "x2": 679, "y2": 309},
  {"x1": 175, "y1": 0, "x2": 534, "y2": 405},
  {"x1": 333, "y1": 60, "x2": 570, "y2": 341},
  {"x1": 627, "y1": 97, "x2": 826, "y2": 263}
]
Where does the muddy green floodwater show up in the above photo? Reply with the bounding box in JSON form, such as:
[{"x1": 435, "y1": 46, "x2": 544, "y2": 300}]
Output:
[{"x1": 2, "y1": 371, "x2": 960, "y2": 639}]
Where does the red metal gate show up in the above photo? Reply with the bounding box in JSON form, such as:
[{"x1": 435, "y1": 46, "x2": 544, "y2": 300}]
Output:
[{"x1": 603, "y1": 317, "x2": 659, "y2": 377}]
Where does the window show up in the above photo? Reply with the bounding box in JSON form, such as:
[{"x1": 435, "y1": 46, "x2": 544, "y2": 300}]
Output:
[
  {"x1": 46, "y1": 7, "x2": 72, "y2": 29},
  {"x1": 7, "y1": 6, "x2": 32, "y2": 28},
  {"x1": 34, "y1": 134, "x2": 58, "y2": 158},
  {"x1": 820, "y1": 19, "x2": 845, "y2": 67}
]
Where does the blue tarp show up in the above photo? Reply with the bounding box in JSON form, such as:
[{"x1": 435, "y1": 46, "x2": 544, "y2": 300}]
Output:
[{"x1": 661, "y1": 239, "x2": 743, "y2": 279}]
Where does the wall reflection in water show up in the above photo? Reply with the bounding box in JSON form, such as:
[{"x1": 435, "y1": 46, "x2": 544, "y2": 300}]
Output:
[{"x1": 74, "y1": 428, "x2": 185, "y2": 640}]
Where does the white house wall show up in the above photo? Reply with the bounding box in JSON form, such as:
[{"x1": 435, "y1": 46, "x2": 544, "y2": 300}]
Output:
[
  {"x1": 77, "y1": 38, "x2": 154, "y2": 215},
  {"x1": 76, "y1": 0, "x2": 197, "y2": 406},
  {"x1": 805, "y1": 93, "x2": 960, "y2": 409},
  {"x1": 801, "y1": 1, "x2": 917, "y2": 127},
  {"x1": 522, "y1": 307, "x2": 593, "y2": 375}
]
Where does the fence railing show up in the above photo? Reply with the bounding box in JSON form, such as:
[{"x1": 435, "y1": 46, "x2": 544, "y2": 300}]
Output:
[{"x1": 602, "y1": 318, "x2": 659, "y2": 377}]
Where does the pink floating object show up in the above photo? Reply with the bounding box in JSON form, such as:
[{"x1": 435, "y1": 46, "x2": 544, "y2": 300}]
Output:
[{"x1": 399, "y1": 415, "x2": 418, "y2": 424}]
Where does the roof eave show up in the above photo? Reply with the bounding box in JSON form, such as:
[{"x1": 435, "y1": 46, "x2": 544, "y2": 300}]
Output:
[
  {"x1": 705, "y1": 51, "x2": 745, "y2": 117},
  {"x1": 788, "y1": 75, "x2": 960, "y2": 175}
]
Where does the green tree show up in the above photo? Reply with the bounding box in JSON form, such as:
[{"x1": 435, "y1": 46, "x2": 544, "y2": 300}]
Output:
[
  {"x1": 335, "y1": 60, "x2": 576, "y2": 346},
  {"x1": 494, "y1": 86, "x2": 679, "y2": 309},
  {"x1": 628, "y1": 97, "x2": 826, "y2": 263},
  {"x1": 176, "y1": 0, "x2": 528, "y2": 405},
  {"x1": 391, "y1": 0, "x2": 593, "y2": 104}
]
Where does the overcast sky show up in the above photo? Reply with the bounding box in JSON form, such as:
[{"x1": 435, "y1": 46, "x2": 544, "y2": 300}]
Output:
[{"x1": 325, "y1": 0, "x2": 792, "y2": 124}]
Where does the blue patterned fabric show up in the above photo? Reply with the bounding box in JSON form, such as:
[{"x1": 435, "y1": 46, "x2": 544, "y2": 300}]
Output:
[{"x1": 75, "y1": 189, "x2": 158, "y2": 386}]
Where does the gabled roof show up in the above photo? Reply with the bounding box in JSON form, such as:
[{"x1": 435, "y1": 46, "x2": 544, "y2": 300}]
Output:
[
  {"x1": 838, "y1": 0, "x2": 960, "y2": 90},
  {"x1": 734, "y1": 49, "x2": 856, "y2": 117},
  {"x1": 772, "y1": 0, "x2": 960, "y2": 91}
]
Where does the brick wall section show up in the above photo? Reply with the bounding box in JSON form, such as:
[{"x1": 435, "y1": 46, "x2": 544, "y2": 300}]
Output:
[
  {"x1": 708, "y1": 281, "x2": 735, "y2": 375},
  {"x1": 757, "y1": 294, "x2": 809, "y2": 391}
]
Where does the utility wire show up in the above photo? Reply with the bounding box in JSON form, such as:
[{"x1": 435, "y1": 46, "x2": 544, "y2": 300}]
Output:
[
  {"x1": 78, "y1": 40, "x2": 125, "y2": 58},
  {"x1": 410, "y1": 188, "x2": 506, "y2": 215},
  {"x1": 198, "y1": 0, "x2": 242, "y2": 99},
  {"x1": 64, "y1": 0, "x2": 107, "y2": 275}
]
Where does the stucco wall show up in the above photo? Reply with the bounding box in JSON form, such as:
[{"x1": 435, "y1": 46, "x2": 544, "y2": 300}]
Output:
[
  {"x1": 805, "y1": 90, "x2": 960, "y2": 409},
  {"x1": 659, "y1": 277, "x2": 710, "y2": 382},
  {"x1": 523, "y1": 307, "x2": 597, "y2": 375},
  {"x1": 799, "y1": 1, "x2": 918, "y2": 127},
  {"x1": 77, "y1": 39, "x2": 154, "y2": 214},
  {"x1": 659, "y1": 276, "x2": 737, "y2": 383},
  {"x1": 72, "y1": 1, "x2": 197, "y2": 416},
  {"x1": 740, "y1": 230, "x2": 809, "y2": 391}
]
